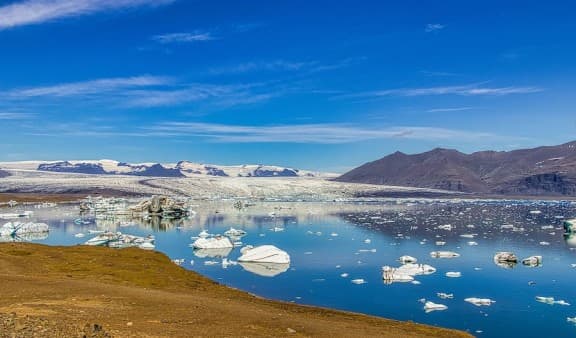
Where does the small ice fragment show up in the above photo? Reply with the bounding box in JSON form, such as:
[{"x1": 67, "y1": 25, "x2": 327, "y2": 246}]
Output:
[
  {"x1": 435, "y1": 241, "x2": 446, "y2": 246},
  {"x1": 437, "y1": 293, "x2": 453, "y2": 299},
  {"x1": 539, "y1": 241, "x2": 550, "y2": 246},
  {"x1": 411, "y1": 280, "x2": 421, "y2": 285},
  {"x1": 430, "y1": 251, "x2": 460, "y2": 258},
  {"x1": 522, "y1": 255, "x2": 543, "y2": 267},
  {"x1": 465, "y1": 297, "x2": 495, "y2": 306},
  {"x1": 340, "y1": 273, "x2": 349, "y2": 278},
  {"x1": 351, "y1": 278, "x2": 366, "y2": 284},
  {"x1": 437, "y1": 224, "x2": 452, "y2": 231},
  {"x1": 535, "y1": 296, "x2": 555, "y2": 304},
  {"x1": 446, "y1": 271, "x2": 462, "y2": 278},
  {"x1": 530, "y1": 210, "x2": 542, "y2": 214},
  {"x1": 467, "y1": 241, "x2": 478, "y2": 246},
  {"x1": 555, "y1": 300, "x2": 571, "y2": 306},
  {"x1": 423, "y1": 301, "x2": 447, "y2": 313},
  {"x1": 364, "y1": 239, "x2": 371, "y2": 244},
  {"x1": 330, "y1": 232, "x2": 338, "y2": 237},
  {"x1": 567, "y1": 317, "x2": 576, "y2": 324},
  {"x1": 399, "y1": 255, "x2": 417, "y2": 264}
]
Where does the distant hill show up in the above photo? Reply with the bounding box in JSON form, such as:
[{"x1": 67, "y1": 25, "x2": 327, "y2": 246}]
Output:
[
  {"x1": 0, "y1": 160, "x2": 327, "y2": 179},
  {"x1": 335, "y1": 141, "x2": 576, "y2": 196}
]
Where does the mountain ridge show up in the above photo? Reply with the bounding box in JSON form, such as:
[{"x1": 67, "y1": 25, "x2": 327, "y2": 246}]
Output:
[
  {"x1": 0, "y1": 159, "x2": 329, "y2": 179},
  {"x1": 336, "y1": 141, "x2": 576, "y2": 196}
]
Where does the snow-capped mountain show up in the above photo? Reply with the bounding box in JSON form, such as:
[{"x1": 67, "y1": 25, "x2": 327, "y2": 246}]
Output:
[{"x1": 0, "y1": 160, "x2": 327, "y2": 178}]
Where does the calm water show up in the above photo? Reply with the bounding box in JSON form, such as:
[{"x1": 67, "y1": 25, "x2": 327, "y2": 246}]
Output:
[{"x1": 4, "y1": 199, "x2": 576, "y2": 337}]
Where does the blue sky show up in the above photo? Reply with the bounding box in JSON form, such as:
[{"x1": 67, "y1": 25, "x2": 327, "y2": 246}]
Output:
[{"x1": 0, "y1": 0, "x2": 575, "y2": 172}]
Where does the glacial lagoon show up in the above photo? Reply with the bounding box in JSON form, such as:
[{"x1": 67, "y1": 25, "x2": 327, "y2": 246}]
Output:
[{"x1": 5, "y1": 199, "x2": 576, "y2": 337}]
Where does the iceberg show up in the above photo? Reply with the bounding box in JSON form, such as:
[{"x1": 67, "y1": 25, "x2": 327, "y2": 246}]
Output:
[
  {"x1": 238, "y1": 245, "x2": 290, "y2": 264},
  {"x1": 423, "y1": 301, "x2": 447, "y2": 313},
  {"x1": 192, "y1": 236, "x2": 233, "y2": 249},
  {"x1": 522, "y1": 255, "x2": 543, "y2": 267},
  {"x1": 430, "y1": 251, "x2": 460, "y2": 258},
  {"x1": 193, "y1": 247, "x2": 233, "y2": 258},
  {"x1": 493, "y1": 252, "x2": 518, "y2": 268},
  {"x1": 465, "y1": 297, "x2": 495, "y2": 306},
  {"x1": 239, "y1": 262, "x2": 289, "y2": 277}
]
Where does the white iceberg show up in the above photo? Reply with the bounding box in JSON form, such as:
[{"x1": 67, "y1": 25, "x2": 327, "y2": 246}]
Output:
[
  {"x1": 224, "y1": 227, "x2": 247, "y2": 238},
  {"x1": 192, "y1": 236, "x2": 233, "y2": 249},
  {"x1": 193, "y1": 247, "x2": 233, "y2": 258},
  {"x1": 399, "y1": 255, "x2": 417, "y2": 264},
  {"x1": 465, "y1": 297, "x2": 495, "y2": 306},
  {"x1": 430, "y1": 251, "x2": 460, "y2": 258},
  {"x1": 522, "y1": 255, "x2": 543, "y2": 267},
  {"x1": 1, "y1": 222, "x2": 49, "y2": 237},
  {"x1": 238, "y1": 245, "x2": 290, "y2": 264},
  {"x1": 423, "y1": 301, "x2": 447, "y2": 313}
]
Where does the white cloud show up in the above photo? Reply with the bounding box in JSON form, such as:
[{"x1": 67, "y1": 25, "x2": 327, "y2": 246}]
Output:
[
  {"x1": 345, "y1": 84, "x2": 544, "y2": 99},
  {"x1": 145, "y1": 122, "x2": 501, "y2": 144},
  {"x1": 425, "y1": 23, "x2": 445, "y2": 33},
  {"x1": 210, "y1": 60, "x2": 314, "y2": 75},
  {"x1": 151, "y1": 31, "x2": 216, "y2": 44},
  {"x1": 5, "y1": 76, "x2": 172, "y2": 98},
  {"x1": 427, "y1": 107, "x2": 474, "y2": 113},
  {"x1": 0, "y1": 0, "x2": 174, "y2": 30},
  {"x1": 0, "y1": 112, "x2": 36, "y2": 119}
]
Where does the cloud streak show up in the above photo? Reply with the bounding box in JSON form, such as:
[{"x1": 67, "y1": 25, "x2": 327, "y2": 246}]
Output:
[
  {"x1": 425, "y1": 23, "x2": 445, "y2": 33},
  {"x1": 0, "y1": 0, "x2": 174, "y2": 30},
  {"x1": 145, "y1": 122, "x2": 501, "y2": 144},
  {"x1": 343, "y1": 84, "x2": 544, "y2": 99},
  {"x1": 0, "y1": 112, "x2": 36, "y2": 120},
  {"x1": 151, "y1": 31, "x2": 216, "y2": 44}
]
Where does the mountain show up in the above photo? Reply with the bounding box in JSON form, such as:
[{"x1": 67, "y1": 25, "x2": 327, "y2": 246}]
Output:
[
  {"x1": 0, "y1": 160, "x2": 325, "y2": 178},
  {"x1": 335, "y1": 141, "x2": 576, "y2": 196}
]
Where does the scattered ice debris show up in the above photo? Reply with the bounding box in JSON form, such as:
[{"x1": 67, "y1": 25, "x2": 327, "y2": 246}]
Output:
[
  {"x1": 192, "y1": 236, "x2": 233, "y2": 249},
  {"x1": 238, "y1": 245, "x2": 290, "y2": 264},
  {"x1": 493, "y1": 252, "x2": 518, "y2": 269},
  {"x1": 460, "y1": 234, "x2": 476, "y2": 238},
  {"x1": 423, "y1": 301, "x2": 448, "y2": 313},
  {"x1": 172, "y1": 258, "x2": 185, "y2": 266},
  {"x1": 0, "y1": 211, "x2": 33, "y2": 219},
  {"x1": 465, "y1": 298, "x2": 495, "y2": 306},
  {"x1": 351, "y1": 278, "x2": 366, "y2": 284},
  {"x1": 340, "y1": 273, "x2": 349, "y2": 278},
  {"x1": 84, "y1": 232, "x2": 155, "y2": 249},
  {"x1": 204, "y1": 260, "x2": 219, "y2": 266},
  {"x1": 529, "y1": 210, "x2": 542, "y2": 215},
  {"x1": 446, "y1": 272, "x2": 462, "y2": 278},
  {"x1": 437, "y1": 224, "x2": 453, "y2": 231},
  {"x1": 535, "y1": 297, "x2": 570, "y2": 306},
  {"x1": 399, "y1": 255, "x2": 417, "y2": 264},
  {"x1": 270, "y1": 227, "x2": 285, "y2": 232},
  {"x1": 435, "y1": 241, "x2": 446, "y2": 246},
  {"x1": 382, "y1": 263, "x2": 436, "y2": 284},
  {"x1": 500, "y1": 224, "x2": 514, "y2": 230},
  {"x1": 437, "y1": 293, "x2": 454, "y2": 299},
  {"x1": 1, "y1": 222, "x2": 49, "y2": 237},
  {"x1": 224, "y1": 227, "x2": 247, "y2": 238},
  {"x1": 522, "y1": 256, "x2": 543, "y2": 267},
  {"x1": 430, "y1": 251, "x2": 460, "y2": 258}
]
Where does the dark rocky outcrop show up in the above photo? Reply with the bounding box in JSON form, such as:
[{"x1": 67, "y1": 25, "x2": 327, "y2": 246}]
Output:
[{"x1": 336, "y1": 141, "x2": 576, "y2": 196}]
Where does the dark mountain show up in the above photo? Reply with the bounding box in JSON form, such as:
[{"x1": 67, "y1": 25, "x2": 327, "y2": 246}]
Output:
[
  {"x1": 0, "y1": 169, "x2": 10, "y2": 178},
  {"x1": 336, "y1": 141, "x2": 576, "y2": 196}
]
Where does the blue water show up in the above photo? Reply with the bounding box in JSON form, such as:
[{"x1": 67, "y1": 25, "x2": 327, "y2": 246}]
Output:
[{"x1": 6, "y1": 199, "x2": 576, "y2": 337}]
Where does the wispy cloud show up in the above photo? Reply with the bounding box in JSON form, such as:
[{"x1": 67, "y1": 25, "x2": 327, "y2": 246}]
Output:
[
  {"x1": 210, "y1": 60, "x2": 315, "y2": 75},
  {"x1": 144, "y1": 122, "x2": 502, "y2": 144},
  {"x1": 151, "y1": 31, "x2": 216, "y2": 44},
  {"x1": 427, "y1": 107, "x2": 474, "y2": 113},
  {"x1": 2, "y1": 75, "x2": 280, "y2": 108},
  {"x1": 0, "y1": 0, "x2": 174, "y2": 30},
  {"x1": 425, "y1": 23, "x2": 445, "y2": 33},
  {"x1": 343, "y1": 84, "x2": 544, "y2": 99},
  {"x1": 0, "y1": 112, "x2": 36, "y2": 119},
  {"x1": 5, "y1": 75, "x2": 172, "y2": 98}
]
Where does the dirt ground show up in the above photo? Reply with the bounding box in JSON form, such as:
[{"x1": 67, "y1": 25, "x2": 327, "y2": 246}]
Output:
[{"x1": 0, "y1": 244, "x2": 472, "y2": 338}]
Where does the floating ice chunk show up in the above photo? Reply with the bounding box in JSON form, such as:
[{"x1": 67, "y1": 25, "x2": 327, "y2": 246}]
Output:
[
  {"x1": 522, "y1": 256, "x2": 543, "y2": 267},
  {"x1": 460, "y1": 234, "x2": 476, "y2": 238},
  {"x1": 270, "y1": 227, "x2": 285, "y2": 232},
  {"x1": 239, "y1": 261, "x2": 290, "y2": 277},
  {"x1": 556, "y1": 300, "x2": 571, "y2": 306},
  {"x1": 172, "y1": 258, "x2": 185, "y2": 265},
  {"x1": 465, "y1": 297, "x2": 495, "y2": 306},
  {"x1": 430, "y1": 251, "x2": 460, "y2": 258},
  {"x1": 446, "y1": 272, "x2": 462, "y2": 278},
  {"x1": 493, "y1": 252, "x2": 518, "y2": 269},
  {"x1": 411, "y1": 280, "x2": 421, "y2": 285},
  {"x1": 529, "y1": 210, "x2": 542, "y2": 214},
  {"x1": 74, "y1": 233, "x2": 85, "y2": 238},
  {"x1": 192, "y1": 236, "x2": 233, "y2": 249},
  {"x1": 330, "y1": 232, "x2": 339, "y2": 237},
  {"x1": 467, "y1": 241, "x2": 478, "y2": 246},
  {"x1": 399, "y1": 255, "x2": 417, "y2": 264},
  {"x1": 536, "y1": 296, "x2": 555, "y2": 304},
  {"x1": 198, "y1": 230, "x2": 210, "y2": 238},
  {"x1": 340, "y1": 273, "x2": 349, "y2": 278},
  {"x1": 437, "y1": 293, "x2": 454, "y2": 299},
  {"x1": 238, "y1": 245, "x2": 290, "y2": 264},
  {"x1": 437, "y1": 224, "x2": 453, "y2": 231},
  {"x1": 364, "y1": 239, "x2": 371, "y2": 244},
  {"x1": 423, "y1": 301, "x2": 447, "y2": 313},
  {"x1": 351, "y1": 278, "x2": 366, "y2": 284},
  {"x1": 500, "y1": 224, "x2": 514, "y2": 230},
  {"x1": 435, "y1": 241, "x2": 446, "y2": 246},
  {"x1": 224, "y1": 227, "x2": 247, "y2": 237},
  {"x1": 539, "y1": 241, "x2": 550, "y2": 246},
  {"x1": 138, "y1": 242, "x2": 155, "y2": 250},
  {"x1": 567, "y1": 317, "x2": 576, "y2": 324}
]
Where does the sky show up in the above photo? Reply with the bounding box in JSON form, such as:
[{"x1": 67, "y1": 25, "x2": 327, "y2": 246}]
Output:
[{"x1": 0, "y1": 0, "x2": 575, "y2": 172}]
